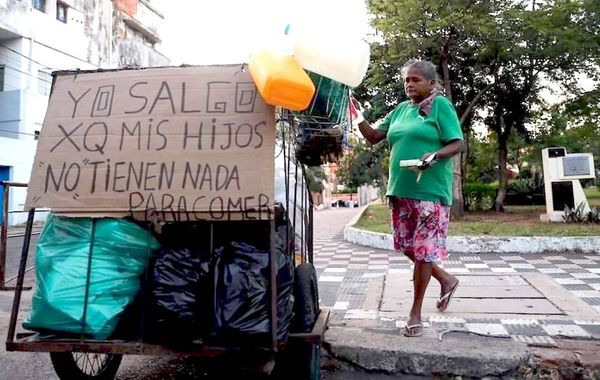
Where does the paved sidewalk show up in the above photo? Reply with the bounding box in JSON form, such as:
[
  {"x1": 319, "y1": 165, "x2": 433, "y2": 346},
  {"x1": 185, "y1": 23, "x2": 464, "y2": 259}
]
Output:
[{"x1": 314, "y1": 207, "x2": 600, "y2": 377}]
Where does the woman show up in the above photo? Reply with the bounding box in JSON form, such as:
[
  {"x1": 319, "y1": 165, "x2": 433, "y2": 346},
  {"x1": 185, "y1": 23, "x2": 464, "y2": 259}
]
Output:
[{"x1": 352, "y1": 60, "x2": 463, "y2": 337}]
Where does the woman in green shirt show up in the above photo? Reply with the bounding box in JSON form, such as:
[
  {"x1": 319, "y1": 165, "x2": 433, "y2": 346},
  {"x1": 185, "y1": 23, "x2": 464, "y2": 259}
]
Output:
[{"x1": 353, "y1": 60, "x2": 464, "y2": 337}]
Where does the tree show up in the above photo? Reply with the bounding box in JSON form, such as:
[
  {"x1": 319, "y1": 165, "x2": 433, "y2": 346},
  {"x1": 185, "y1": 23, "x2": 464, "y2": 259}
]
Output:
[
  {"x1": 465, "y1": 134, "x2": 499, "y2": 183},
  {"x1": 337, "y1": 139, "x2": 389, "y2": 196},
  {"x1": 305, "y1": 166, "x2": 326, "y2": 193},
  {"x1": 477, "y1": 0, "x2": 599, "y2": 210},
  {"x1": 366, "y1": 0, "x2": 510, "y2": 215},
  {"x1": 366, "y1": 0, "x2": 600, "y2": 212},
  {"x1": 525, "y1": 87, "x2": 600, "y2": 184}
]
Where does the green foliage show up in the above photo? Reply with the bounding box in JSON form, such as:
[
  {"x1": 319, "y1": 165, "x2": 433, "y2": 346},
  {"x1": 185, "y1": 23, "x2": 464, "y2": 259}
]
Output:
[
  {"x1": 586, "y1": 208, "x2": 600, "y2": 224},
  {"x1": 365, "y1": 0, "x2": 600, "y2": 211},
  {"x1": 365, "y1": 0, "x2": 506, "y2": 127},
  {"x1": 337, "y1": 139, "x2": 389, "y2": 190},
  {"x1": 505, "y1": 177, "x2": 545, "y2": 206},
  {"x1": 530, "y1": 94, "x2": 600, "y2": 178},
  {"x1": 584, "y1": 188, "x2": 600, "y2": 208},
  {"x1": 465, "y1": 137, "x2": 498, "y2": 183},
  {"x1": 563, "y1": 200, "x2": 600, "y2": 224},
  {"x1": 463, "y1": 182, "x2": 498, "y2": 211},
  {"x1": 305, "y1": 166, "x2": 326, "y2": 193},
  {"x1": 335, "y1": 188, "x2": 357, "y2": 194},
  {"x1": 508, "y1": 179, "x2": 537, "y2": 194},
  {"x1": 563, "y1": 202, "x2": 589, "y2": 223}
]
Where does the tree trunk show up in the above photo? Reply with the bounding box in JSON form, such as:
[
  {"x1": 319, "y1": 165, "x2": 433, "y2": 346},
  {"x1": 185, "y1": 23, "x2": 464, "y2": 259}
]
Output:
[
  {"x1": 440, "y1": 44, "x2": 464, "y2": 216},
  {"x1": 379, "y1": 165, "x2": 388, "y2": 201},
  {"x1": 451, "y1": 155, "x2": 464, "y2": 215},
  {"x1": 495, "y1": 133, "x2": 508, "y2": 212},
  {"x1": 440, "y1": 40, "x2": 452, "y2": 100}
]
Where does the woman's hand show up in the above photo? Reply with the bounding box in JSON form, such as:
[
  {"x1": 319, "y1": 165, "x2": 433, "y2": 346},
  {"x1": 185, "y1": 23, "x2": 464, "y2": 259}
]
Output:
[
  {"x1": 350, "y1": 96, "x2": 387, "y2": 145},
  {"x1": 418, "y1": 152, "x2": 437, "y2": 169},
  {"x1": 349, "y1": 97, "x2": 365, "y2": 124}
]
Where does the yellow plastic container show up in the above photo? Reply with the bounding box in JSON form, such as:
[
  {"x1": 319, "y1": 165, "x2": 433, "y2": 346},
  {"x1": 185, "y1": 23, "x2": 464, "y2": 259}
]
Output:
[{"x1": 248, "y1": 51, "x2": 315, "y2": 111}]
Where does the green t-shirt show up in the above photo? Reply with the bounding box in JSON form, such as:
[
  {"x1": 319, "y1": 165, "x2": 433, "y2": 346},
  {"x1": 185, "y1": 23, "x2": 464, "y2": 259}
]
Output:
[{"x1": 377, "y1": 96, "x2": 463, "y2": 205}]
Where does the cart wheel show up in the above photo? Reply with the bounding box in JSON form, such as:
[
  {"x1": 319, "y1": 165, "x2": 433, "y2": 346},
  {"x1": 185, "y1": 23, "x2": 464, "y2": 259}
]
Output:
[
  {"x1": 50, "y1": 352, "x2": 122, "y2": 380},
  {"x1": 292, "y1": 263, "x2": 319, "y2": 333}
]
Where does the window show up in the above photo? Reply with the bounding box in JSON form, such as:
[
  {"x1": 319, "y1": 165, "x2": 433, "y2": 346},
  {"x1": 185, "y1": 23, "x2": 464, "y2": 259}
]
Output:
[
  {"x1": 32, "y1": 0, "x2": 46, "y2": 12},
  {"x1": 0, "y1": 65, "x2": 4, "y2": 92},
  {"x1": 56, "y1": 2, "x2": 68, "y2": 23},
  {"x1": 38, "y1": 70, "x2": 52, "y2": 96}
]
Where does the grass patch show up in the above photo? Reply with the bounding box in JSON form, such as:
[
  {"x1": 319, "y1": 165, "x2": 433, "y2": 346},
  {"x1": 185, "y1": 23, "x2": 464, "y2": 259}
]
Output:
[
  {"x1": 585, "y1": 187, "x2": 600, "y2": 207},
  {"x1": 354, "y1": 203, "x2": 392, "y2": 234},
  {"x1": 448, "y1": 220, "x2": 600, "y2": 236},
  {"x1": 355, "y1": 203, "x2": 600, "y2": 236}
]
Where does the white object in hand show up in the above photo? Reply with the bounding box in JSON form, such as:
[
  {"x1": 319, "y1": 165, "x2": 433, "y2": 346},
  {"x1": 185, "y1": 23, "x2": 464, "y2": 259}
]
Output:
[
  {"x1": 399, "y1": 153, "x2": 437, "y2": 182},
  {"x1": 399, "y1": 159, "x2": 422, "y2": 167}
]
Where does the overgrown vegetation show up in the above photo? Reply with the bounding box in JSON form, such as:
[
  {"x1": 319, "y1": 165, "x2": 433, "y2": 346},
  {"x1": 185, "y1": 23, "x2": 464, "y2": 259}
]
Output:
[
  {"x1": 463, "y1": 183, "x2": 497, "y2": 211},
  {"x1": 563, "y1": 202, "x2": 600, "y2": 224}
]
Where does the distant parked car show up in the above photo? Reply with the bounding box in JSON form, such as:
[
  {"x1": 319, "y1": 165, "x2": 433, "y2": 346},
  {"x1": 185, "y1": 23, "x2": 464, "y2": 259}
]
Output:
[{"x1": 344, "y1": 201, "x2": 359, "y2": 208}]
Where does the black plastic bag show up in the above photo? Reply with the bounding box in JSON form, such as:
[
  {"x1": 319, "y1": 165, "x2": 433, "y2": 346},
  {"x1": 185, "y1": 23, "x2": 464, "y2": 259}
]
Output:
[
  {"x1": 143, "y1": 223, "x2": 213, "y2": 346},
  {"x1": 213, "y1": 225, "x2": 293, "y2": 344}
]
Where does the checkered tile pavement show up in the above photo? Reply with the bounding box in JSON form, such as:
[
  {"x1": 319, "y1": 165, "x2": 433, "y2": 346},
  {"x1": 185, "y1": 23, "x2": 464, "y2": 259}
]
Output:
[{"x1": 313, "y1": 226, "x2": 600, "y2": 345}]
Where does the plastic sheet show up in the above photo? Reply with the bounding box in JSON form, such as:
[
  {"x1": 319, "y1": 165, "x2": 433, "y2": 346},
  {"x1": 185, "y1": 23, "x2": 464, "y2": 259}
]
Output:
[
  {"x1": 274, "y1": 145, "x2": 305, "y2": 237},
  {"x1": 23, "y1": 214, "x2": 159, "y2": 339}
]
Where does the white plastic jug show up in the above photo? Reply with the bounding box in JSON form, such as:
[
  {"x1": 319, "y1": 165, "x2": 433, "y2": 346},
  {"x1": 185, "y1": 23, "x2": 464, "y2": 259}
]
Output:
[{"x1": 290, "y1": 30, "x2": 370, "y2": 88}]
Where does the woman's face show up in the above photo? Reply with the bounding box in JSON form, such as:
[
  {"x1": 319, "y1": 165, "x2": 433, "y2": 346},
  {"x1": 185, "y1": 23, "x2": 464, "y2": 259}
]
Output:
[{"x1": 404, "y1": 68, "x2": 434, "y2": 103}]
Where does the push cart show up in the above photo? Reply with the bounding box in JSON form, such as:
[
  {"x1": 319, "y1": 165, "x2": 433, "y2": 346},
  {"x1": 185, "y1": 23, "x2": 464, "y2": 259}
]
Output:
[{"x1": 5, "y1": 66, "x2": 338, "y2": 379}]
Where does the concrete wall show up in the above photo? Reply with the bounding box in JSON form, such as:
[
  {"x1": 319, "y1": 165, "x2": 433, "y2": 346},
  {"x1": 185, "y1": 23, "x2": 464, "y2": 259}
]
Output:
[
  {"x1": 113, "y1": 0, "x2": 169, "y2": 67},
  {"x1": 0, "y1": 136, "x2": 46, "y2": 224},
  {"x1": 358, "y1": 185, "x2": 380, "y2": 206},
  {"x1": 0, "y1": 0, "x2": 109, "y2": 67},
  {"x1": 0, "y1": 89, "x2": 21, "y2": 138},
  {"x1": 0, "y1": 0, "x2": 169, "y2": 225}
]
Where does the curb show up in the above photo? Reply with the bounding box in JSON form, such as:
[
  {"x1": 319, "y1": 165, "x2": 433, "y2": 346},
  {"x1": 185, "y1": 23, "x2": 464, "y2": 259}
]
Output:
[
  {"x1": 323, "y1": 326, "x2": 600, "y2": 378},
  {"x1": 344, "y1": 204, "x2": 600, "y2": 254},
  {"x1": 324, "y1": 326, "x2": 529, "y2": 377}
]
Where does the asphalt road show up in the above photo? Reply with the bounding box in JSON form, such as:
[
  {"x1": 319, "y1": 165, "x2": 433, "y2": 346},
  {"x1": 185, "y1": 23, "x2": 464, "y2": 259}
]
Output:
[{"x1": 3, "y1": 234, "x2": 39, "y2": 287}]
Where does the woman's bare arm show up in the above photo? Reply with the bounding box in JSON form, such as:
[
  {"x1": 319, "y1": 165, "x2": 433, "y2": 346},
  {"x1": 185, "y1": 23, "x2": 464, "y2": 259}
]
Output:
[
  {"x1": 351, "y1": 97, "x2": 387, "y2": 145},
  {"x1": 434, "y1": 139, "x2": 464, "y2": 159},
  {"x1": 358, "y1": 120, "x2": 387, "y2": 145},
  {"x1": 420, "y1": 139, "x2": 465, "y2": 167}
]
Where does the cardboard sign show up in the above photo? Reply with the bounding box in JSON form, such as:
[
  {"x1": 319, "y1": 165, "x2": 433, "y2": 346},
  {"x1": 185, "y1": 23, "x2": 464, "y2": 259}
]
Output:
[{"x1": 25, "y1": 65, "x2": 276, "y2": 220}]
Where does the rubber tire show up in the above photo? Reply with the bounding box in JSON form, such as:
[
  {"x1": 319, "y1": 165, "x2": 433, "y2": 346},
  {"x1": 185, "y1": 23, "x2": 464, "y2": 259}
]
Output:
[
  {"x1": 50, "y1": 352, "x2": 122, "y2": 380},
  {"x1": 292, "y1": 263, "x2": 319, "y2": 333}
]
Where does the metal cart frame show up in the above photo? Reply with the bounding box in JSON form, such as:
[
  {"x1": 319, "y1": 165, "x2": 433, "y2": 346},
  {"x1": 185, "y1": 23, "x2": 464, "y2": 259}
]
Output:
[{"x1": 5, "y1": 109, "x2": 330, "y2": 378}]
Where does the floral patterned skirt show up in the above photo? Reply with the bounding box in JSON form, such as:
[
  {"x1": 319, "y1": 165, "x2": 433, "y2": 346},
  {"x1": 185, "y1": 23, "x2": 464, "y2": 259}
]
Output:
[{"x1": 389, "y1": 196, "x2": 450, "y2": 263}]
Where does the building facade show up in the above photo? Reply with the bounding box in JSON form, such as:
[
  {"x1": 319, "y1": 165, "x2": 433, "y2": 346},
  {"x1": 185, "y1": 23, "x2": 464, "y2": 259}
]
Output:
[{"x1": 0, "y1": 0, "x2": 168, "y2": 225}]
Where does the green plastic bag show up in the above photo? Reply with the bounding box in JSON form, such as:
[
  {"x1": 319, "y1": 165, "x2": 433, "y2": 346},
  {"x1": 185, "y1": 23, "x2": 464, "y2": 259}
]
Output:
[{"x1": 23, "y1": 214, "x2": 159, "y2": 339}]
